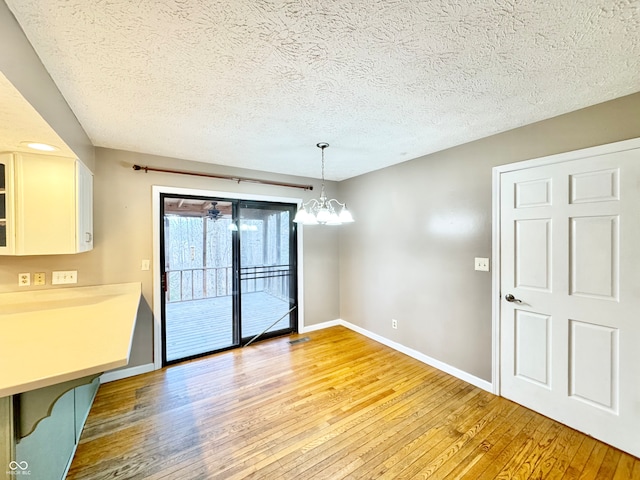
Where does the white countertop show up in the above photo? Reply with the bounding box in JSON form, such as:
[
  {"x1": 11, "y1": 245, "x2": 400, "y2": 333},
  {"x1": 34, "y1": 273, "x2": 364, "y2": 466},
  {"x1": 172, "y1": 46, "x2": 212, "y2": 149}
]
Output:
[{"x1": 0, "y1": 283, "x2": 141, "y2": 397}]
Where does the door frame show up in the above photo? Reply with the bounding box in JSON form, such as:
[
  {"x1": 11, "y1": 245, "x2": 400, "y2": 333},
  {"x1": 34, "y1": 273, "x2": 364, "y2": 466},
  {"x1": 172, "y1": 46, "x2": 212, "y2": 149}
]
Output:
[
  {"x1": 491, "y1": 137, "x2": 640, "y2": 395},
  {"x1": 152, "y1": 185, "x2": 305, "y2": 370}
]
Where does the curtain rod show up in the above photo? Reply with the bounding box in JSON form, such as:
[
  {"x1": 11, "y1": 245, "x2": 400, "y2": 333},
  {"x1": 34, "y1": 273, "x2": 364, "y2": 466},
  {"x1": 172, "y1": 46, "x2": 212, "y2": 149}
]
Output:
[{"x1": 132, "y1": 164, "x2": 314, "y2": 191}]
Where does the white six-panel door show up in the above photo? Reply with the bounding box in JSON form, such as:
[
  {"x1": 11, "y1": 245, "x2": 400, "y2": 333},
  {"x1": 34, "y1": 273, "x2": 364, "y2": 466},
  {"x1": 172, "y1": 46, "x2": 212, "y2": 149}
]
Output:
[{"x1": 499, "y1": 145, "x2": 640, "y2": 457}]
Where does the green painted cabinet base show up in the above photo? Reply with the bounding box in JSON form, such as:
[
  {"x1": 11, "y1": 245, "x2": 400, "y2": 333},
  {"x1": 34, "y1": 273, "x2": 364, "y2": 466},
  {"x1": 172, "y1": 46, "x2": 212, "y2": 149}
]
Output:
[
  {"x1": 74, "y1": 379, "x2": 99, "y2": 440},
  {"x1": 15, "y1": 378, "x2": 99, "y2": 480},
  {"x1": 16, "y1": 389, "x2": 75, "y2": 480}
]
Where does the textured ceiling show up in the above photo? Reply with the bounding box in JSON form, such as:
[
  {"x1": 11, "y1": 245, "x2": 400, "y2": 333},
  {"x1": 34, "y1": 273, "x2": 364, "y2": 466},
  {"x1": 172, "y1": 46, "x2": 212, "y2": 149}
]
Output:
[
  {"x1": 5, "y1": 0, "x2": 640, "y2": 180},
  {"x1": 0, "y1": 72, "x2": 76, "y2": 158}
]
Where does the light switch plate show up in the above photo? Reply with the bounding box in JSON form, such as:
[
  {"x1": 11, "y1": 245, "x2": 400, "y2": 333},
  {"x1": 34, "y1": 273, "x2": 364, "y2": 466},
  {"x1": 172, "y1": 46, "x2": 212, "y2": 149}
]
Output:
[
  {"x1": 141, "y1": 259, "x2": 150, "y2": 271},
  {"x1": 52, "y1": 271, "x2": 78, "y2": 285},
  {"x1": 474, "y1": 257, "x2": 490, "y2": 272}
]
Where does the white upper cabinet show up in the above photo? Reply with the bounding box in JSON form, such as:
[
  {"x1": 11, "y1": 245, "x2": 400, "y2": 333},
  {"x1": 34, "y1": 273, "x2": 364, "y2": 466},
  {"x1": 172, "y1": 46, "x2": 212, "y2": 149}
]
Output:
[
  {"x1": 76, "y1": 160, "x2": 94, "y2": 252},
  {"x1": 0, "y1": 156, "x2": 14, "y2": 252},
  {"x1": 0, "y1": 152, "x2": 93, "y2": 255}
]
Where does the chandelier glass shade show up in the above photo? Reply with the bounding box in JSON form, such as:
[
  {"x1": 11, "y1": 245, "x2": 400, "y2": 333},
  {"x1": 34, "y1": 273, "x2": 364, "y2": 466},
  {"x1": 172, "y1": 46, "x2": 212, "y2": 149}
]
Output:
[{"x1": 294, "y1": 143, "x2": 354, "y2": 225}]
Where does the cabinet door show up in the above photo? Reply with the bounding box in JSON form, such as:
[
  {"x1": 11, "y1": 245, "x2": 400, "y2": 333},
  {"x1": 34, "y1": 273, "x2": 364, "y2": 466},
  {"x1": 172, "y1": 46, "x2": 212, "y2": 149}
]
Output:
[
  {"x1": 74, "y1": 377, "x2": 99, "y2": 441},
  {"x1": 14, "y1": 154, "x2": 76, "y2": 255},
  {"x1": 75, "y1": 160, "x2": 93, "y2": 252},
  {"x1": 0, "y1": 397, "x2": 15, "y2": 479},
  {"x1": 16, "y1": 389, "x2": 76, "y2": 480},
  {"x1": 0, "y1": 153, "x2": 15, "y2": 254}
]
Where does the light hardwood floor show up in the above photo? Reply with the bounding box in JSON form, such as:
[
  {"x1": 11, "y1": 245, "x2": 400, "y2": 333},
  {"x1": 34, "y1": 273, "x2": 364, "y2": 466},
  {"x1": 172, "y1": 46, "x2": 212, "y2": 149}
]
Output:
[{"x1": 67, "y1": 326, "x2": 639, "y2": 479}]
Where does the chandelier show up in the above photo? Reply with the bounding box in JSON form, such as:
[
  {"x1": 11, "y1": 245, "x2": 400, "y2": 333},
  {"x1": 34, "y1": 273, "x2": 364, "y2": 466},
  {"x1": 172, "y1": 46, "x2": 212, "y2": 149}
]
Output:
[{"x1": 294, "y1": 143, "x2": 354, "y2": 225}]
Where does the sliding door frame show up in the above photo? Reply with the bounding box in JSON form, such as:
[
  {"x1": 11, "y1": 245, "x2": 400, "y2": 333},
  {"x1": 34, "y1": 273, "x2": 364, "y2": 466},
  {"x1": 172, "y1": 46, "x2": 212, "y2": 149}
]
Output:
[
  {"x1": 237, "y1": 200, "x2": 298, "y2": 343},
  {"x1": 152, "y1": 185, "x2": 305, "y2": 370},
  {"x1": 160, "y1": 193, "x2": 241, "y2": 365}
]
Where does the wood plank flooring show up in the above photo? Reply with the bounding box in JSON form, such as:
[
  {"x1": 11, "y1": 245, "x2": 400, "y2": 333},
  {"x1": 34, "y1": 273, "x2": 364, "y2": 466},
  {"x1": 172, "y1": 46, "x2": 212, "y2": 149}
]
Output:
[
  {"x1": 67, "y1": 327, "x2": 639, "y2": 479},
  {"x1": 165, "y1": 291, "x2": 290, "y2": 361}
]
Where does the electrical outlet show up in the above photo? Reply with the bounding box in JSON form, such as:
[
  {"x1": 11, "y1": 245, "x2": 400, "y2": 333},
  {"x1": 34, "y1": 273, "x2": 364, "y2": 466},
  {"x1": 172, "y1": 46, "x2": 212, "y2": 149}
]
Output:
[
  {"x1": 392, "y1": 319, "x2": 398, "y2": 329},
  {"x1": 474, "y1": 257, "x2": 490, "y2": 272},
  {"x1": 18, "y1": 273, "x2": 30, "y2": 287},
  {"x1": 34, "y1": 272, "x2": 46, "y2": 286},
  {"x1": 52, "y1": 270, "x2": 78, "y2": 285}
]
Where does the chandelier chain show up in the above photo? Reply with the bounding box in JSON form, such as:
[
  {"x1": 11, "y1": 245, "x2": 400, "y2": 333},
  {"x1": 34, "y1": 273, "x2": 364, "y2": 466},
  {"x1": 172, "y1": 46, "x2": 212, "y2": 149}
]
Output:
[{"x1": 318, "y1": 142, "x2": 328, "y2": 194}]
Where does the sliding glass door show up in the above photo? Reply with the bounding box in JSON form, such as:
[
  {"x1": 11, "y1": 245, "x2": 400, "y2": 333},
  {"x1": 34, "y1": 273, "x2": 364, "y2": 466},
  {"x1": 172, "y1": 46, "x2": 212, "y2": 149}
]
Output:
[
  {"x1": 161, "y1": 197, "x2": 237, "y2": 362},
  {"x1": 239, "y1": 201, "x2": 297, "y2": 340},
  {"x1": 160, "y1": 194, "x2": 297, "y2": 365}
]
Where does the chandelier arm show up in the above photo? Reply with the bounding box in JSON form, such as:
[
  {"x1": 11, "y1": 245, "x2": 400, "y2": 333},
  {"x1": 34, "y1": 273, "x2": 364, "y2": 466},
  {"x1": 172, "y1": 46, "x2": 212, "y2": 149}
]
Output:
[
  {"x1": 326, "y1": 198, "x2": 346, "y2": 209},
  {"x1": 302, "y1": 198, "x2": 320, "y2": 209}
]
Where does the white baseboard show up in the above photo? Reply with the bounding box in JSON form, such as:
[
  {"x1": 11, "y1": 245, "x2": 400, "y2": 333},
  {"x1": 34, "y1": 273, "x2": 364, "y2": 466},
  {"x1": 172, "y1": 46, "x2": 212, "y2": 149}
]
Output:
[
  {"x1": 100, "y1": 362, "x2": 155, "y2": 383},
  {"x1": 300, "y1": 319, "x2": 342, "y2": 333},
  {"x1": 304, "y1": 319, "x2": 493, "y2": 393}
]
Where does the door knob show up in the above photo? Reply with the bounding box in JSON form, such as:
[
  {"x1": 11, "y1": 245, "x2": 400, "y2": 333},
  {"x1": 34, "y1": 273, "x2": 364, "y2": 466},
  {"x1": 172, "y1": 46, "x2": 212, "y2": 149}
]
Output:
[{"x1": 504, "y1": 294, "x2": 522, "y2": 303}]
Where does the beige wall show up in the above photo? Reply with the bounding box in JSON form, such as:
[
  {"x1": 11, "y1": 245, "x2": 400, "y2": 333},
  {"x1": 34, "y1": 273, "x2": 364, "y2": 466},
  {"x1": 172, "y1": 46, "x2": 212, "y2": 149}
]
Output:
[
  {"x1": 0, "y1": 1, "x2": 95, "y2": 169},
  {"x1": 3, "y1": 0, "x2": 640, "y2": 383},
  {"x1": 338, "y1": 92, "x2": 640, "y2": 382},
  {"x1": 0, "y1": 148, "x2": 341, "y2": 368},
  {"x1": 0, "y1": 0, "x2": 339, "y2": 371}
]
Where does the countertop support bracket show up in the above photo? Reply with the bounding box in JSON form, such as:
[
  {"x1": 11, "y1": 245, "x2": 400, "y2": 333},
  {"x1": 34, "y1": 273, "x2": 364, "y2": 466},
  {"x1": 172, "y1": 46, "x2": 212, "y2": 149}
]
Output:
[{"x1": 16, "y1": 374, "x2": 100, "y2": 440}]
